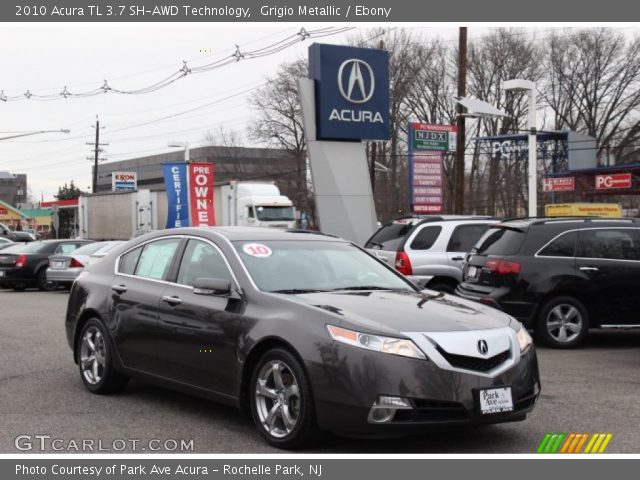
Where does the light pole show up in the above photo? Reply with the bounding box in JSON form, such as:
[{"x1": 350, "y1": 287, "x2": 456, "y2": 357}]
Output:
[
  {"x1": 0, "y1": 129, "x2": 70, "y2": 142},
  {"x1": 502, "y1": 79, "x2": 537, "y2": 217},
  {"x1": 167, "y1": 141, "x2": 190, "y2": 163}
]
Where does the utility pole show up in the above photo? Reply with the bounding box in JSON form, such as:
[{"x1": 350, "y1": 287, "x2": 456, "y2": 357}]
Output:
[
  {"x1": 454, "y1": 27, "x2": 468, "y2": 215},
  {"x1": 87, "y1": 116, "x2": 108, "y2": 193}
]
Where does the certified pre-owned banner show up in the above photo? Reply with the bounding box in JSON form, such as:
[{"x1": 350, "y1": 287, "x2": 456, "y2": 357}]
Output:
[
  {"x1": 163, "y1": 162, "x2": 190, "y2": 228},
  {"x1": 188, "y1": 162, "x2": 215, "y2": 227}
]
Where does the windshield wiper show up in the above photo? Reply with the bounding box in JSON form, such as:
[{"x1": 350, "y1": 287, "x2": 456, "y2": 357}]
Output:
[
  {"x1": 271, "y1": 288, "x2": 328, "y2": 294},
  {"x1": 330, "y1": 286, "x2": 397, "y2": 291}
]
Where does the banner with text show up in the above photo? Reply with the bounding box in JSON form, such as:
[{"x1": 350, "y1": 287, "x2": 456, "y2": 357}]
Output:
[
  {"x1": 188, "y1": 162, "x2": 215, "y2": 227},
  {"x1": 163, "y1": 163, "x2": 190, "y2": 228}
]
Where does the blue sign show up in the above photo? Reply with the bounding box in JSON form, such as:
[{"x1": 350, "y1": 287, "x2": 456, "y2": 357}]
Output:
[
  {"x1": 309, "y1": 43, "x2": 390, "y2": 141},
  {"x1": 162, "y1": 163, "x2": 190, "y2": 228}
]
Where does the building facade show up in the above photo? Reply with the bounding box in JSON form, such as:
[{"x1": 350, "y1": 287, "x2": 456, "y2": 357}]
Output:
[{"x1": 0, "y1": 171, "x2": 27, "y2": 207}]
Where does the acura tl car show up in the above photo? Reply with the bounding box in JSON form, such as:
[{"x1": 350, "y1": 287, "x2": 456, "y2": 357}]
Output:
[{"x1": 65, "y1": 227, "x2": 540, "y2": 449}]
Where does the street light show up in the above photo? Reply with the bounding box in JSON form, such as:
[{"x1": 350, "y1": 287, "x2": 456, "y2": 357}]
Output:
[
  {"x1": 167, "y1": 141, "x2": 190, "y2": 163},
  {"x1": 0, "y1": 129, "x2": 70, "y2": 142},
  {"x1": 502, "y1": 79, "x2": 537, "y2": 217}
]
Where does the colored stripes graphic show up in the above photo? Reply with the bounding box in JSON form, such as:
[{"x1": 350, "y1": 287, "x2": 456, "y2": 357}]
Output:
[{"x1": 537, "y1": 433, "x2": 612, "y2": 453}]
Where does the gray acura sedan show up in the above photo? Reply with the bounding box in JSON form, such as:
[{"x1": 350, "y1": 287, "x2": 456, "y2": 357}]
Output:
[{"x1": 65, "y1": 227, "x2": 540, "y2": 449}]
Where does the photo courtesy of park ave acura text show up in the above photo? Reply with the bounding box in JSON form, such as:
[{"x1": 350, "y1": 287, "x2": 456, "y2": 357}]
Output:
[{"x1": 1, "y1": 0, "x2": 640, "y2": 467}]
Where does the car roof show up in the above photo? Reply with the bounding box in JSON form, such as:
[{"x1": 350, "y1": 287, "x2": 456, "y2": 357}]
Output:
[
  {"x1": 145, "y1": 227, "x2": 346, "y2": 243},
  {"x1": 497, "y1": 217, "x2": 640, "y2": 228}
]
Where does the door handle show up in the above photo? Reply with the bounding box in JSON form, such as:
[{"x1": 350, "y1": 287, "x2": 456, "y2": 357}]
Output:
[
  {"x1": 579, "y1": 266, "x2": 599, "y2": 272},
  {"x1": 162, "y1": 295, "x2": 182, "y2": 306},
  {"x1": 451, "y1": 256, "x2": 464, "y2": 261},
  {"x1": 111, "y1": 284, "x2": 127, "y2": 294}
]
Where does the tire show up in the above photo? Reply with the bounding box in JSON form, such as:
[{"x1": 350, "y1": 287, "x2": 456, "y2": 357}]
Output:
[
  {"x1": 427, "y1": 283, "x2": 456, "y2": 294},
  {"x1": 76, "y1": 318, "x2": 128, "y2": 394},
  {"x1": 37, "y1": 269, "x2": 57, "y2": 291},
  {"x1": 535, "y1": 296, "x2": 589, "y2": 348},
  {"x1": 249, "y1": 348, "x2": 318, "y2": 449}
]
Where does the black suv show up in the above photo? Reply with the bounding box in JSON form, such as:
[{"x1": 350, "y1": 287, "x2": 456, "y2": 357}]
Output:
[{"x1": 456, "y1": 217, "x2": 640, "y2": 348}]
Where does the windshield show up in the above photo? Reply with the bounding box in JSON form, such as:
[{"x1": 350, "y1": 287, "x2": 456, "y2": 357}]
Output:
[
  {"x1": 255, "y1": 206, "x2": 295, "y2": 222},
  {"x1": 475, "y1": 227, "x2": 526, "y2": 256},
  {"x1": 365, "y1": 221, "x2": 416, "y2": 250},
  {"x1": 233, "y1": 240, "x2": 416, "y2": 293},
  {"x1": 67, "y1": 242, "x2": 102, "y2": 255}
]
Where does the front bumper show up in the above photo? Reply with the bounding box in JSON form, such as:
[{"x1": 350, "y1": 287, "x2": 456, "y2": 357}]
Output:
[
  {"x1": 46, "y1": 267, "x2": 82, "y2": 284},
  {"x1": 309, "y1": 344, "x2": 540, "y2": 435}
]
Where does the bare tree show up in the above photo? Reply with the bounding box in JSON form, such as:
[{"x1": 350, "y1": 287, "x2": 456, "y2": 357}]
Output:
[{"x1": 545, "y1": 28, "x2": 640, "y2": 163}]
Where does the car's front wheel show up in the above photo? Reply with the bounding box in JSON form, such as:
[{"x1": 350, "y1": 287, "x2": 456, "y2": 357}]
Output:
[
  {"x1": 77, "y1": 318, "x2": 128, "y2": 394},
  {"x1": 535, "y1": 296, "x2": 589, "y2": 348},
  {"x1": 249, "y1": 348, "x2": 317, "y2": 449}
]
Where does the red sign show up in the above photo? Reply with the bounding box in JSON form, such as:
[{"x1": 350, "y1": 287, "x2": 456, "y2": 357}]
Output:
[
  {"x1": 543, "y1": 177, "x2": 575, "y2": 192},
  {"x1": 188, "y1": 163, "x2": 216, "y2": 227},
  {"x1": 411, "y1": 153, "x2": 444, "y2": 214},
  {"x1": 595, "y1": 173, "x2": 632, "y2": 190}
]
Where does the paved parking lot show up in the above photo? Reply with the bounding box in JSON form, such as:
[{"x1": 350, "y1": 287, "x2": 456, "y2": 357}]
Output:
[{"x1": 1, "y1": 288, "x2": 639, "y2": 453}]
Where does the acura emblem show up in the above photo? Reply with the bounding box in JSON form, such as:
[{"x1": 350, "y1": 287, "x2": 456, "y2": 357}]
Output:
[
  {"x1": 477, "y1": 340, "x2": 489, "y2": 355},
  {"x1": 337, "y1": 59, "x2": 375, "y2": 104}
]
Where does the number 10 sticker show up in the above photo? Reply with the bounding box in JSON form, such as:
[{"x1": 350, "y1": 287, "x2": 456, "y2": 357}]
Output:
[{"x1": 242, "y1": 243, "x2": 272, "y2": 258}]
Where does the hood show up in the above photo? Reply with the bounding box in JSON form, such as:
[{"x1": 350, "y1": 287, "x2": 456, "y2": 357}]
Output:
[{"x1": 285, "y1": 290, "x2": 514, "y2": 335}]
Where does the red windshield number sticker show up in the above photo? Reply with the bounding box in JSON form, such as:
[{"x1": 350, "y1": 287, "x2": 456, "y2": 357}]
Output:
[{"x1": 243, "y1": 243, "x2": 272, "y2": 258}]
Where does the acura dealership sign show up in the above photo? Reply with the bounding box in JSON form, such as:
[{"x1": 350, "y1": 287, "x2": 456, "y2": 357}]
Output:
[{"x1": 309, "y1": 43, "x2": 390, "y2": 140}]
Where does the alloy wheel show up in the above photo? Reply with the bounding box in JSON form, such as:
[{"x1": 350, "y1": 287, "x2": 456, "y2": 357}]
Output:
[
  {"x1": 79, "y1": 326, "x2": 106, "y2": 385},
  {"x1": 254, "y1": 360, "x2": 301, "y2": 439},
  {"x1": 546, "y1": 304, "x2": 583, "y2": 343}
]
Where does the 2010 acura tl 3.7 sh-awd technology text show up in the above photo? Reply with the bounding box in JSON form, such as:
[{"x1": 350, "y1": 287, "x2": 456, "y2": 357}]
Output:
[{"x1": 65, "y1": 227, "x2": 540, "y2": 449}]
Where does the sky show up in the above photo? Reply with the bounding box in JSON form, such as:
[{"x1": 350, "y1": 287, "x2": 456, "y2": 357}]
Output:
[{"x1": 0, "y1": 25, "x2": 480, "y2": 201}]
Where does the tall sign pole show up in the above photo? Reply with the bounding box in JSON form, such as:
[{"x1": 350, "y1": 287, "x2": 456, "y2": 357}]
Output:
[{"x1": 454, "y1": 27, "x2": 468, "y2": 215}]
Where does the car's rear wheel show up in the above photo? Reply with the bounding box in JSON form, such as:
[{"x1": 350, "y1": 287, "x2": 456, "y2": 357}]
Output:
[
  {"x1": 77, "y1": 318, "x2": 128, "y2": 394},
  {"x1": 535, "y1": 296, "x2": 589, "y2": 348},
  {"x1": 249, "y1": 348, "x2": 317, "y2": 449},
  {"x1": 37, "y1": 269, "x2": 57, "y2": 291}
]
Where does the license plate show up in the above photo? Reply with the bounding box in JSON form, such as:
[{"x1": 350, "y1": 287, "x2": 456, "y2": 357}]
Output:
[
  {"x1": 468, "y1": 266, "x2": 478, "y2": 278},
  {"x1": 478, "y1": 386, "x2": 514, "y2": 414},
  {"x1": 0, "y1": 271, "x2": 4, "y2": 277},
  {"x1": 53, "y1": 261, "x2": 66, "y2": 269}
]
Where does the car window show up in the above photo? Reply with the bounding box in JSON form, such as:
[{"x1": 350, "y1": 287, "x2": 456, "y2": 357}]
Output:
[
  {"x1": 134, "y1": 239, "x2": 181, "y2": 280},
  {"x1": 538, "y1": 231, "x2": 577, "y2": 257},
  {"x1": 475, "y1": 227, "x2": 526, "y2": 255},
  {"x1": 410, "y1": 226, "x2": 442, "y2": 250},
  {"x1": 118, "y1": 246, "x2": 143, "y2": 275},
  {"x1": 447, "y1": 224, "x2": 492, "y2": 252},
  {"x1": 577, "y1": 229, "x2": 640, "y2": 261},
  {"x1": 177, "y1": 240, "x2": 233, "y2": 287},
  {"x1": 365, "y1": 221, "x2": 416, "y2": 250}
]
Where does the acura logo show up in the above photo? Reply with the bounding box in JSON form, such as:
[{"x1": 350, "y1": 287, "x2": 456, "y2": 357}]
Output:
[
  {"x1": 477, "y1": 340, "x2": 489, "y2": 355},
  {"x1": 337, "y1": 59, "x2": 375, "y2": 104}
]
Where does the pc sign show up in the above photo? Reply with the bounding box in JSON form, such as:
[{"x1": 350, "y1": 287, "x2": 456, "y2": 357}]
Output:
[
  {"x1": 111, "y1": 172, "x2": 137, "y2": 191},
  {"x1": 309, "y1": 43, "x2": 390, "y2": 141},
  {"x1": 411, "y1": 124, "x2": 457, "y2": 152}
]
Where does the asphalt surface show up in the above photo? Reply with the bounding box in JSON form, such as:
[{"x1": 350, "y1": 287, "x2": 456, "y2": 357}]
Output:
[{"x1": 1, "y1": 288, "x2": 639, "y2": 454}]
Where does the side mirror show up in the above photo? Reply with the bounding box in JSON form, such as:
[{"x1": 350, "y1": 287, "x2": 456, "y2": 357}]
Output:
[{"x1": 193, "y1": 277, "x2": 233, "y2": 296}]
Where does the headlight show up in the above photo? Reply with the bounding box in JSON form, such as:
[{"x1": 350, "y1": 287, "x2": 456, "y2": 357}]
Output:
[
  {"x1": 516, "y1": 324, "x2": 533, "y2": 353},
  {"x1": 326, "y1": 325, "x2": 426, "y2": 360}
]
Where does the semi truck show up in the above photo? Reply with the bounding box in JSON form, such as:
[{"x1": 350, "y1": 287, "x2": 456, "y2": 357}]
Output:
[
  {"x1": 78, "y1": 182, "x2": 295, "y2": 240},
  {"x1": 214, "y1": 181, "x2": 296, "y2": 229}
]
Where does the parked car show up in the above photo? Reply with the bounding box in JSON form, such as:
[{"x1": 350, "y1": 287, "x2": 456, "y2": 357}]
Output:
[
  {"x1": 66, "y1": 227, "x2": 539, "y2": 449},
  {"x1": 0, "y1": 223, "x2": 34, "y2": 242},
  {"x1": 47, "y1": 241, "x2": 125, "y2": 288},
  {"x1": 0, "y1": 239, "x2": 93, "y2": 291},
  {"x1": 456, "y1": 217, "x2": 640, "y2": 348},
  {"x1": 365, "y1": 216, "x2": 499, "y2": 293}
]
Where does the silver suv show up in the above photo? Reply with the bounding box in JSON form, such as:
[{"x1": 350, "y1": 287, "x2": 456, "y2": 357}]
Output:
[{"x1": 365, "y1": 216, "x2": 499, "y2": 293}]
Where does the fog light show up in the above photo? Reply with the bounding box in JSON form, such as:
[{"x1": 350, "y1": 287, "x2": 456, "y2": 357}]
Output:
[{"x1": 367, "y1": 395, "x2": 412, "y2": 424}]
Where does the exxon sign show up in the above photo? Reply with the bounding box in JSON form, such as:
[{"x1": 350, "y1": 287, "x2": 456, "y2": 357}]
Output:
[{"x1": 309, "y1": 43, "x2": 390, "y2": 141}]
